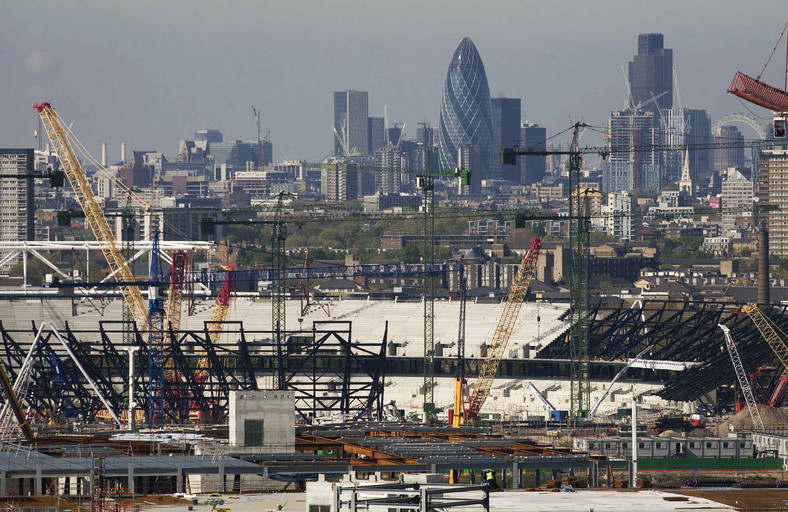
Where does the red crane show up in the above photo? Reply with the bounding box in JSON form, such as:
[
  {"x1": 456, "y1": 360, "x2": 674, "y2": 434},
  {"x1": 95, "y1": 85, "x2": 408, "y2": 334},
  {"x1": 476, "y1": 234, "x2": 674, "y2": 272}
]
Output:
[{"x1": 728, "y1": 21, "x2": 788, "y2": 115}]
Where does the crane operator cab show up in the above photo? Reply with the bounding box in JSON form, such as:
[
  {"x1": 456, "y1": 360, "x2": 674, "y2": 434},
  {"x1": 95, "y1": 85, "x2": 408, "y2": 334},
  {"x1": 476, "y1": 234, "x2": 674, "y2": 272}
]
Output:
[{"x1": 775, "y1": 113, "x2": 787, "y2": 139}]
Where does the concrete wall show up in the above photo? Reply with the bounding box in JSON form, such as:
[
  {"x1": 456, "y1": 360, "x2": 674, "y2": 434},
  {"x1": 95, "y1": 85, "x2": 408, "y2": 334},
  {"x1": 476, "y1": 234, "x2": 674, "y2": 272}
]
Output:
[{"x1": 229, "y1": 390, "x2": 295, "y2": 451}]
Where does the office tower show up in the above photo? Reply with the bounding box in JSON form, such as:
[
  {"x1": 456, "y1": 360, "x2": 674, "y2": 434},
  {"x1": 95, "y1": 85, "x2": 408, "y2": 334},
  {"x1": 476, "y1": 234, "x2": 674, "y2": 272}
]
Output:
[
  {"x1": 628, "y1": 33, "x2": 673, "y2": 114},
  {"x1": 457, "y1": 145, "x2": 482, "y2": 195},
  {"x1": 195, "y1": 129, "x2": 223, "y2": 143},
  {"x1": 208, "y1": 140, "x2": 263, "y2": 176},
  {"x1": 0, "y1": 149, "x2": 35, "y2": 245},
  {"x1": 714, "y1": 125, "x2": 746, "y2": 175},
  {"x1": 663, "y1": 108, "x2": 712, "y2": 183},
  {"x1": 416, "y1": 123, "x2": 434, "y2": 147},
  {"x1": 439, "y1": 37, "x2": 493, "y2": 179},
  {"x1": 368, "y1": 117, "x2": 385, "y2": 155},
  {"x1": 603, "y1": 110, "x2": 661, "y2": 192},
  {"x1": 491, "y1": 97, "x2": 521, "y2": 182},
  {"x1": 334, "y1": 90, "x2": 369, "y2": 156},
  {"x1": 521, "y1": 123, "x2": 547, "y2": 185},
  {"x1": 758, "y1": 146, "x2": 788, "y2": 255}
]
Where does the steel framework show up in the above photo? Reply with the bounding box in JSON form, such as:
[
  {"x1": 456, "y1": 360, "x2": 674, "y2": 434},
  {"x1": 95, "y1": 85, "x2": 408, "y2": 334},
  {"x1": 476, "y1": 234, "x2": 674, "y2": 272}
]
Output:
[{"x1": 0, "y1": 320, "x2": 386, "y2": 430}]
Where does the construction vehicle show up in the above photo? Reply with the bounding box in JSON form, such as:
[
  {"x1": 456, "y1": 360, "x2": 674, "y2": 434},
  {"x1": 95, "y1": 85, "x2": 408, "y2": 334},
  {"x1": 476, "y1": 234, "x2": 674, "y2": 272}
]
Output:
[
  {"x1": 464, "y1": 237, "x2": 541, "y2": 423},
  {"x1": 718, "y1": 324, "x2": 764, "y2": 429},
  {"x1": 740, "y1": 304, "x2": 788, "y2": 407},
  {"x1": 35, "y1": 103, "x2": 149, "y2": 331},
  {"x1": 527, "y1": 382, "x2": 557, "y2": 414}
]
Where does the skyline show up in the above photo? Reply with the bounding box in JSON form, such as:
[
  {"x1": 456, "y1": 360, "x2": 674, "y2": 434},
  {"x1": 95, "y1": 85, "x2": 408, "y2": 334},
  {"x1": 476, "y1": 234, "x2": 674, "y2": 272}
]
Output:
[{"x1": 2, "y1": 1, "x2": 787, "y2": 164}]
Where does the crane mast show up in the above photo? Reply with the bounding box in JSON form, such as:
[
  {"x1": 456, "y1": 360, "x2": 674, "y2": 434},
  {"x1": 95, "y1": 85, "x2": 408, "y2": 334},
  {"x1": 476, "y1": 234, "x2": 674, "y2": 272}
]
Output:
[
  {"x1": 718, "y1": 324, "x2": 764, "y2": 430},
  {"x1": 34, "y1": 103, "x2": 149, "y2": 331},
  {"x1": 466, "y1": 237, "x2": 541, "y2": 422}
]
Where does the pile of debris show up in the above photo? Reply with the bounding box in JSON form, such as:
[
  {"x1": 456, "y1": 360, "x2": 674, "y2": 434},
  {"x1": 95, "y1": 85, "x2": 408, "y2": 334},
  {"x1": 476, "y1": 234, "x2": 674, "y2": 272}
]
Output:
[{"x1": 718, "y1": 404, "x2": 788, "y2": 432}]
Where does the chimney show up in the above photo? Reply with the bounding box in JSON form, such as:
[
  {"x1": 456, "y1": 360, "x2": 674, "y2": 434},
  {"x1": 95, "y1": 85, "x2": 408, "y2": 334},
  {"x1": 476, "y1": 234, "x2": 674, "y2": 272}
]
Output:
[
  {"x1": 121, "y1": 142, "x2": 126, "y2": 163},
  {"x1": 758, "y1": 221, "x2": 770, "y2": 305},
  {"x1": 101, "y1": 142, "x2": 107, "y2": 167}
]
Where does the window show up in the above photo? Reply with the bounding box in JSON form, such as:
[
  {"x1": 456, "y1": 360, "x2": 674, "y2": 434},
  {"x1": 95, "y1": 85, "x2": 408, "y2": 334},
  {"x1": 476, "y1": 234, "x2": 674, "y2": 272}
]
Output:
[
  {"x1": 723, "y1": 442, "x2": 730, "y2": 449},
  {"x1": 638, "y1": 443, "x2": 645, "y2": 449},
  {"x1": 244, "y1": 419, "x2": 264, "y2": 446},
  {"x1": 706, "y1": 442, "x2": 713, "y2": 448},
  {"x1": 655, "y1": 442, "x2": 662, "y2": 449},
  {"x1": 308, "y1": 506, "x2": 330, "y2": 512}
]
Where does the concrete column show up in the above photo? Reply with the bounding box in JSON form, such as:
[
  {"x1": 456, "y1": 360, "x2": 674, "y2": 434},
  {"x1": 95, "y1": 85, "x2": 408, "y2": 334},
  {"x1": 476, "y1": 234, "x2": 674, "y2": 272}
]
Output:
[
  {"x1": 430, "y1": 464, "x2": 437, "y2": 474},
  {"x1": 1, "y1": 469, "x2": 7, "y2": 496},
  {"x1": 218, "y1": 458, "x2": 225, "y2": 492},
  {"x1": 534, "y1": 469, "x2": 541, "y2": 488},
  {"x1": 501, "y1": 468, "x2": 507, "y2": 489},
  {"x1": 591, "y1": 462, "x2": 598, "y2": 488},
  {"x1": 469, "y1": 470, "x2": 475, "y2": 484},
  {"x1": 176, "y1": 468, "x2": 183, "y2": 494},
  {"x1": 128, "y1": 462, "x2": 135, "y2": 494},
  {"x1": 606, "y1": 465, "x2": 612, "y2": 487},
  {"x1": 35, "y1": 463, "x2": 42, "y2": 496},
  {"x1": 511, "y1": 463, "x2": 521, "y2": 489}
]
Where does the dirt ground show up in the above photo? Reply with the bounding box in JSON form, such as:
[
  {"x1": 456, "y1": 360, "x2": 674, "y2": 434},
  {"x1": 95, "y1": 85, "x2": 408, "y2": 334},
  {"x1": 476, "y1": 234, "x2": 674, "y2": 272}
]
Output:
[
  {"x1": 0, "y1": 494, "x2": 193, "y2": 511},
  {"x1": 676, "y1": 489, "x2": 788, "y2": 511}
]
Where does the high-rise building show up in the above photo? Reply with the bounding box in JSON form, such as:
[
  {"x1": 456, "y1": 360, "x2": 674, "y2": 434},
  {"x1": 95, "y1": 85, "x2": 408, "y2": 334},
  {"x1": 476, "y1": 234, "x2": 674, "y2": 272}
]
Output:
[
  {"x1": 368, "y1": 117, "x2": 385, "y2": 156},
  {"x1": 334, "y1": 90, "x2": 369, "y2": 156},
  {"x1": 663, "y1": 108, "x2": 712, "y2": 184},
  {"x1": 373, "y1": 144, "x2": 402, "y2": 195},
  {"x1": 629, "y1": 33, "x2": 672, "y2": 114},
  {"x1": 603, "y1": 110, "x2": 661, "y2": 192},
  {"x1": 758, "y1": 146, "x2": 788, "y2": 255},
  {"x1": 439, "y1": 37, "x2": 493, "y2": 179},
  {"x1": 520, "y1": 123, "x2": 547, "y2": 186},
  {"x1": 0, "y1": 149, "x2": 35, "y2": 248},
  {"x1": 604, "y1": 191, "x2": 634, "y2": 241},
  {"x1": 714, "y1": 125, "x2": 746, "y2": 176},
  {"x1": 491, "y1": 97, "x2": 521, "y2": 182},
  {"x1": 457, "y1": 145, "x2": 482, "y2": 195},
  {"x1": 416, "y1": 124, "x2": 434, "y2": 147},
  {"x1": 208, "y1": 140, "x2": 263, "y2": 176},
  {"x1": 721, "y1": 168, "x2": 753, "y2": 229},
  {"x1": 195, "y1": 129, "x2": 223, "y2": 143}
]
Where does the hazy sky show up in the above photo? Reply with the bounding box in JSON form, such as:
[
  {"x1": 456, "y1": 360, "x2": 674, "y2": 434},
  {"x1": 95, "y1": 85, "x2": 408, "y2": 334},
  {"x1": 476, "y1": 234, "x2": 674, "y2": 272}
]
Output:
[{"x1": 2, "y1": 1, "x2": 787, "y2": 163}]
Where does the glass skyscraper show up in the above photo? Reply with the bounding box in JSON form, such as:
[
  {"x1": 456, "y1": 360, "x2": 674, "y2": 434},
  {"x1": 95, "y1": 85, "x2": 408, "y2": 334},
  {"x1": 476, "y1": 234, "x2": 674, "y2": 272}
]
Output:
[{"x1": 438, "y1": 37, "x2": 493, "y2": 179}]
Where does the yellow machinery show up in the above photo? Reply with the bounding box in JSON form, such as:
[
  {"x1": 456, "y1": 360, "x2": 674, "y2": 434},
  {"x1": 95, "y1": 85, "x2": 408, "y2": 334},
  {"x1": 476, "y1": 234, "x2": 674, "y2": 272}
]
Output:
[
  {"x1": 34, "y1": 102, "x2": 149, "y2": 331},
  {"x1": 464, "y1": 237, "x2": 541, "y2": 423},
  {"x1": 740, "y1": 303, "x2": 788, "y2": 406}
]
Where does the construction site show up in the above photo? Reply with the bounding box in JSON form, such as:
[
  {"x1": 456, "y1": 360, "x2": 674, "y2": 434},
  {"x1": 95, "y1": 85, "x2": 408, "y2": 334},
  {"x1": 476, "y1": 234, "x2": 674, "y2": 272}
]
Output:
[{"x1": 6, "y1": 29, "x2": 788, "y2": 512}]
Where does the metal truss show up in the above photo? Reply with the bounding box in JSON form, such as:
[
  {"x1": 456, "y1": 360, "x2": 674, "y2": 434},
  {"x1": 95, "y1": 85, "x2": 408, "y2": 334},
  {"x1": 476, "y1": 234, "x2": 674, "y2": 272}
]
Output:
[
  {"x1": 0, "y1": 319, "x2": 386, "y2": 427},
  {"x1": 536, "y1": 300, "x2": 787, "y2": 408},
  {"x1": 0, "y1": 241, "x2": 212, "y2": 295}
]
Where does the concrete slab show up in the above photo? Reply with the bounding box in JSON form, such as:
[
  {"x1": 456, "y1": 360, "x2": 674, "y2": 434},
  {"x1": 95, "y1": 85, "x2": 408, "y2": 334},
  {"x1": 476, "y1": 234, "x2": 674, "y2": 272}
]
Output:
[{"x1": 140, "y1": 489, "x2": 733, "y2": 512}]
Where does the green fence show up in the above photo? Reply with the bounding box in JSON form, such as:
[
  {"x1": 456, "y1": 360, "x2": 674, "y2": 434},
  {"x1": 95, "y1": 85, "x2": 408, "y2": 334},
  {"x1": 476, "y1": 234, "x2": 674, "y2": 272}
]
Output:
[{"x1": 638, "y1": 457, "x2": 783, "y2": 471}]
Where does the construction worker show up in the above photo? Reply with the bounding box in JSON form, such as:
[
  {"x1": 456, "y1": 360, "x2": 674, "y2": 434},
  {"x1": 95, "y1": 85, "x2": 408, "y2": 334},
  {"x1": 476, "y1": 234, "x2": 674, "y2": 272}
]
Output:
[{"x1": 484, "y1": 469, "x2": 499, "y2": 491}]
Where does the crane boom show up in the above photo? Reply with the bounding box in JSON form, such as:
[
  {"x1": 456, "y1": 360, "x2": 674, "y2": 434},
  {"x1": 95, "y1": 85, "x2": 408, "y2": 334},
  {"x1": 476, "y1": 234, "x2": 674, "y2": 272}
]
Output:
[
  {"x1": 34, "y1": 103, "x2": 148, "y2": 331},
  {"x1": 165, "y1": 251, "x2": 188, "y2": 332},
  {"x1": 196, "y1": 270, "x2": 235, "y2": 384},
  {"x1": 466, "y1": 237, "x2": 541, "y2": 421},
  {"x1": 719, "y1": 324, "x2": 764, "y2": 430},
  {"x1": 741, "y1": 304, "x2": 788, "y2": 369}
]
